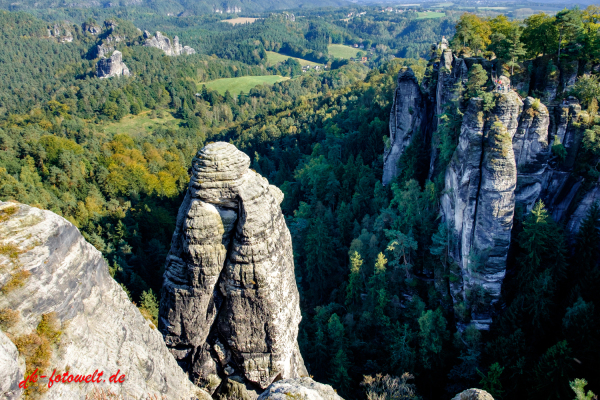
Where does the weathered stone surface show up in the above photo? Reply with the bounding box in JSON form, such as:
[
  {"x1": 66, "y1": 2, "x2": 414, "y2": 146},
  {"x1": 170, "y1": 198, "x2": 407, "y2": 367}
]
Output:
[
  {"x1": 383, "y1": 67, "x2": 424, "y2": 185},
  {"x1": 442, "y1": 93, "x2": 521, "y2": 329},
  {"x1": 561, "y1": 60, "x2": 579, "y2": 92},
  {"x1": 144, "y1": 31, "x2": 196, "y2": 56},
  {"x1": 567, "y1": 178, "x2": 600, "y2": 233},
  {"x1": 258, "y1": 378, "x2": 343, "y2": 400},
  {"x1": 472, "y1": 120, "x2": 516, "y2": 320},
  {"x1": 452, "y1": 388, "x2": 494, "y2": 400},
  {"x1": 0, "y1": 201, "x2": 202, "y2": 399},
  {"x1": 441, "y1": 98, "x2": 486, "y2": 322},
  {"x1": 514, "y1": 97, "x2": 550, "y2": 212},
  {"x1": 94, "y1": 43, "x2": 114, "y2": 58},
  {"x1": 160, "y1": 142, "x2": 307, "y2": 391},
  {"x1": 96, "y1": 50, "x2": 130, "y2": 78},
  {"x1": 0, "y1": 330, "x2": 22, "y2": 400}
]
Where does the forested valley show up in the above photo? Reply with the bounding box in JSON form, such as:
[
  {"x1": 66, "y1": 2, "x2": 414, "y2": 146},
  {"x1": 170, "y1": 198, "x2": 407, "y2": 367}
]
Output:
[{"x1": 1, "y1": 3, "x2": 600, "y2": 400}]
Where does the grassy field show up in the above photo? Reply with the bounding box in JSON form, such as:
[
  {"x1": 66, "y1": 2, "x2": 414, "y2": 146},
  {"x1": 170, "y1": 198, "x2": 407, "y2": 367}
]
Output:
[
  {"x1": 102, "y1": 111, "x2": 181, "y2": 137},
  {"x1": 222, "y1": 17, "x2": 261, "y2": 25},
  {"x1": 328, "y1": 44, "x2": 360, "y2": 59},
  {"x1": 200, "y1": 75, "x2": 290, "y2": 95},
  {"x1": 416, "y1": 11, "x2": 446, "y2": 19},
  {"x1": 266, "y1": 51, "x2": 320, "y2": 67}
]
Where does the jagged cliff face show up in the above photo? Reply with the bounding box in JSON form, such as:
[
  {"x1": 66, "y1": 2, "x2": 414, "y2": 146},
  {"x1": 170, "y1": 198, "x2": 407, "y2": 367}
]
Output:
[
  {"x1": 96, "y1": 50, "x2": 130, "y2": 78},
  {"x1": 159, "y1": 142, "x2": 307, "y2": 393},
  {"x1": 0, "y1": 201, "x2": 202, "y2": 400},
  {"x1": 382, "y1": 38, "x2": 599, "y2": 329},
  {"x1": 383, "y1": 68, "x2": 424, "y2": 185},
  {"x1": 144, "y1": 31, "x2": 196, "y2": 56}
]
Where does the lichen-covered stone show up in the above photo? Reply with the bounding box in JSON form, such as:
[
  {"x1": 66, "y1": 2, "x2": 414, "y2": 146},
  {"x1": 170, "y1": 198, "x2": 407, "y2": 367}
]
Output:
[
  {"x1": 160, "y1": 142, "x2": 307, "y2": 390},
  {"x1": 0, "y1": 201, "x2": 201, "y2": 400}
]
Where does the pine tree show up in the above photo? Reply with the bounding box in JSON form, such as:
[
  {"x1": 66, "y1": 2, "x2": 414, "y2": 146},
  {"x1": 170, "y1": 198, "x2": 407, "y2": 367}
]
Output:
[
  {"x1": 368, "y1": 253, "x2": 390, "y2": 327},
  {"x1": 418, "y1": 308, "x2": 448, "y2": 370},
  {"x1": 346, "y1": 251, "x2": 364, "y2": 308},
  {"x1": 327, "y1": 314, "x2": 351, "y2": 393},
  {"x1": 465, "y1": 64, "x2": 488, "y2": 99}
]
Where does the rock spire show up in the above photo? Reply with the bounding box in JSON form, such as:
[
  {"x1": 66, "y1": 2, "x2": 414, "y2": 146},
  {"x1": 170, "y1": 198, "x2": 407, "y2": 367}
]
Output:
[{"x1": 159, "y1": 142, "x2": 307, "y2": 393}]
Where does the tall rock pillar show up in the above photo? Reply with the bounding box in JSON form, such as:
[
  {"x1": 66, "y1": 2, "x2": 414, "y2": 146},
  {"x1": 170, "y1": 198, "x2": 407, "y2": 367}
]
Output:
[
  {"x1": 442, "y1": 93, "x2": 522, "y2": 329},
  {"x1": 159, "y1": 142, "x2": 307, "y2": 391},
  {"x1": 383, "y1": 67, "x2": 424, "y2": 185}
]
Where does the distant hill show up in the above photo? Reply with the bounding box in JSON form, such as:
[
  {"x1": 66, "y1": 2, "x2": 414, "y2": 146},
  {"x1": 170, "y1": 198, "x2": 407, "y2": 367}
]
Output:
[{"x1": 0, "y1": 0, "x2": 348, "y2": 16}]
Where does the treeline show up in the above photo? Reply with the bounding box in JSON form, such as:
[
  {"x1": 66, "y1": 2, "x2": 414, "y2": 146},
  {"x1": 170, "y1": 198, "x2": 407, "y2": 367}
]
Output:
[{"x1": 452, "y1": 7, "x2": 600, "y2": 66}]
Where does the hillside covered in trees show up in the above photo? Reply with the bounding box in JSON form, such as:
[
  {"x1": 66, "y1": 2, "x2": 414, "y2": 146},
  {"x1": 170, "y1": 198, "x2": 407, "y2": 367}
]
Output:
[{"x1": 1, "y1": 3, "x2": 600, "y2": 400}]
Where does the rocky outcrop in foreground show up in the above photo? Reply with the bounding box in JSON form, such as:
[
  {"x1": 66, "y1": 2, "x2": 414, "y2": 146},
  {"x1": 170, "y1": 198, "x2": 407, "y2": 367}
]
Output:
[
  {"x1": 159, "y1": 142, "x2": 307, "y2": 394},
  {"x1": 259, "y1": 378, "x2": 343, "y2": 400},
  {"x1": 452, "y1": 388, "x2": 494, "y2": 400},
  {"x1": 144, "y1": 31, "x2": 196, "y2": 56},
  {"x1": 0, "y1": 201, "x2": 202, "y2": 399},
  {"x1": 96, "y1": 50, "x2": 130, "y2": 78}
]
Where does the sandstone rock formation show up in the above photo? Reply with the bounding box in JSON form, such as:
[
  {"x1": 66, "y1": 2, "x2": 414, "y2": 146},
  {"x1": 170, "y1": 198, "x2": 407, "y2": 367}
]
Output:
[
  {"x1": 258, "y1": 377, "x2": 343, "y2": 400},
  {"x1": 452, "y1": 388, "x2": 494, "y2": 400},
  {"x1": 383, "y1": 67, "x2": 424, "y2": 185},
  {"x1": 144, "y1": 31, "x2": 196, "y2": 56},
  {"x1": 96, "y1": 50, "x2": 130, "y2": 78},
  {"x1": 442, "y1": 93, "x2": 521, "y2": 329},
  {"x1": 0, "y1": 330, "x2": 22, "y2": 400},
  {"x1": 566, "y1": 178, "x2": 600, "y2": 233},
  {"x1": 0, "y1": 201, "x2": 202, "y2": 400},
  {"x1": 82, "y1": 21, "x2": 101, "y2": 35},
  {"x1": 159, "y1": 142, "x2": 307, "y2": 392},
  {"x1": 95, "y1": 43, "x2": 114, "y2": 58},
  {"x1": 47, "y1": 23, "x2": 73, "y2": 43},
  {"x1": 513, "y1": 97, "x2": 551, "y2": 212}
]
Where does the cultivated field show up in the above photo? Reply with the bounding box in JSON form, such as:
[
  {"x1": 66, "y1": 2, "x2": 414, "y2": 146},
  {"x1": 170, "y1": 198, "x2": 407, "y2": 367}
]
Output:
[
  {"x1": 328, "y1": 44, "x2": 361, "y2": 59},
  {"x1": 266, "y1": 51, "x2": 320, "y2": 66},
  {"x1": 200, "y1": 75, "x2": 290, "y2": 95}
]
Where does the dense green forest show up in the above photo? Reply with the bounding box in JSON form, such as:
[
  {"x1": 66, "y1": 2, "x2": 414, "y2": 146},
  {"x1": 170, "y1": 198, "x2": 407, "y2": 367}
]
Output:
[{"x1": 1, "y1": 4, "x2": 600, "y2": 400}]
